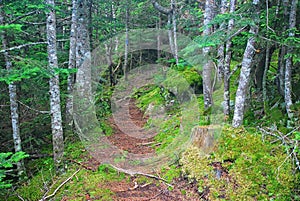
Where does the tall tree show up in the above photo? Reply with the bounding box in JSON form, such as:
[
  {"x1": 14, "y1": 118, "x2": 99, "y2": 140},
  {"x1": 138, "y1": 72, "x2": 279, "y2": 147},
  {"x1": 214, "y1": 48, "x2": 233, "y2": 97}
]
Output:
[
  {"x1": 223, "y1": 0, "x2": 236, "y2": 117},
  {"x1": 202, "y1": 0, "x2": 215, "y2": 109},
  {"x1": 232, "y1": 0, "x2": 260, "y2": 127},
  {"x1": 284, "y1": 0, "x2": 298, "y2": 118},
  {"x1": 46, "y1": 0, "x2": 64, "y2": 173},
  {"x1": 66, "y1": 0, "x2": 77, "y2": 126},
  {"x1": 216, "y1": 0, "x2": 228, "y2": 81},
  {"x1": 0, "y1": 8, "x2": 25, "y2": 177}
]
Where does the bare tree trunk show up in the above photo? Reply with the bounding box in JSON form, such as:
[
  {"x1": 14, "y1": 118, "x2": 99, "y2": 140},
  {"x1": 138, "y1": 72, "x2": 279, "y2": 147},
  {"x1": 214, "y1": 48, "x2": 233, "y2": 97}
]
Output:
[
  {"x1": 167, "y1": 14, "x2": 175, "y2": 57},
  {"x1": 224, "y1": 0, "x2": 236, "y2": 118},
  {"x1": 0, "y1": 10, "x2": 25, "y2": 177},
  {"x1": 223, "y1": 0, "x2": 236, "y2": 117},
  {"x1": 75, "y1": 0, "x2": 92, "y2": 103},
  {"x1": 263, "y1": 43, "x2": 270, "y2": 112},
  {"x1": 232, "y1": 0, "x2": 260, "y2": 128},
  {"x1": 202, "y1": 0, "x2": 215, "y2": 109},
  {"x1": 124, "y1": 0, "x2": 129, "y2": 81},
  {"x1": 277, "y1": 0, "x2": 289, "y2": 96},
  {"x1": 217, "y1": 0, "x2": 228, "y2": 81},
  {"x1": 46, "y1": 0, "x2": 64, "y2": 173},
  {"x1": 171, "y1": 0, "x2": 179, "y2": 65},
  {"x1": 66, "y1": 0, "x2": 77, "y2": 126},
  {"x1": 285, "y1": 0, "x2": 297, "y2": 119},
  {"x1": 157, "y1": 12, "x2": 161, "y2": 60}
]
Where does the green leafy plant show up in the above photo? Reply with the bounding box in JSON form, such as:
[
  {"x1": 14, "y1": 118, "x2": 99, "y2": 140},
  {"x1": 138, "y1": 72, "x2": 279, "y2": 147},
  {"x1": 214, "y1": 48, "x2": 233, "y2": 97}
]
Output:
[{"x1": 0, "y1": 151, "x2": 29, "y2": 189}]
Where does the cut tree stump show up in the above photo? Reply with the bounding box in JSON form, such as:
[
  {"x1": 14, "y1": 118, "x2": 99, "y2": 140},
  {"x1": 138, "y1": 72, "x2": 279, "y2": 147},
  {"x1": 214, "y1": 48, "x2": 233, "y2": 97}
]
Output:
[{"x1": 190, "y1": 126, "x2": 220, "y2": 153}]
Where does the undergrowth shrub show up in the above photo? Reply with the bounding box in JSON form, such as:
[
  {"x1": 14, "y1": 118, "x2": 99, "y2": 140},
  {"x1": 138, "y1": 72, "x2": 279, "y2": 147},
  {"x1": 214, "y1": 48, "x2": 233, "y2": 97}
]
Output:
[{"x1": 180, "y1": 126, "x2": 296, "y2": 200}]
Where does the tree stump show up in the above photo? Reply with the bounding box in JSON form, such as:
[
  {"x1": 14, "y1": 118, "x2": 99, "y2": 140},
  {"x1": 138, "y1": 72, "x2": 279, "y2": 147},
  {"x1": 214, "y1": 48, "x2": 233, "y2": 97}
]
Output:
[{"x1": 190, "y1": 126, "x2": 220, "y2": 153}]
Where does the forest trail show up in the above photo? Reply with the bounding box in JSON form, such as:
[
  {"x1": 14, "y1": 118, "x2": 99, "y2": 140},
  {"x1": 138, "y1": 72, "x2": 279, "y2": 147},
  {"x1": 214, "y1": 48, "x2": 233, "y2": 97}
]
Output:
[{"x1": 83, "y1": 98, "x2": 201, "y2": 200}]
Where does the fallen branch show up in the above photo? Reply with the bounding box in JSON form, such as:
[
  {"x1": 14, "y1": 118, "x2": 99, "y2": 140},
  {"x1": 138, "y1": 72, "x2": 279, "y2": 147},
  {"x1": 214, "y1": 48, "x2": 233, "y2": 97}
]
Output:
[
  {"x1": 110, "y1": 165, "x2": 173, "y2": 188},
  {"x1": 39, "y1": 169, "x2": 81, "y2": 201},
  {"x1": 69, "y1": 159, "x2": 95, "y2": 171}
]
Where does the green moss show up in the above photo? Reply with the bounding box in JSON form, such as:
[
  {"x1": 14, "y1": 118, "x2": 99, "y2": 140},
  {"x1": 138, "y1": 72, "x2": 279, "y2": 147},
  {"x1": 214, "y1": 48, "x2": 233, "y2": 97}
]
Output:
[{"x1": 180, "y1": 126, "x2": 296, "y2": 200}]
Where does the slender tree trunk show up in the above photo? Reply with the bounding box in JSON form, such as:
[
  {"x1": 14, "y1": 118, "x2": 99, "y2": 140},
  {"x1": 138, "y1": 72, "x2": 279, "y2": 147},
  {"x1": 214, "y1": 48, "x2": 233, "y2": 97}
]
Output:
[
  {"x1": 202, "y1": 0, "x2": 215, "y2": 109},
  {"x1": 0, "y1": 11, "x2": 25, "y2": 177},
  {"x1": 285, "y1": 0, "x2": 297, "y2": 118},
  {"x1": 167, "y1": 14, "x2": 175, "y2": 57},
  {"x1": 46, "y1": 0, "x2": 64, "y2": 173},
  {"x1": 223, "y1": 0, "x2": 236, "y2": 117},
  {"x1": 217, "y1": 0, "x2": 228, "y2": 81},
  {"x1": 88, "y1": 0, "x2": 93, "y2": 49},
  {"x1": 157, "y1": 12, "x2": 161, "y2": 60},
  {"x1": 75, "y1": 0, "x2": 92, "y2": 100},
  {"x1": 171, "y1": 0, "x2": 179, "y2": 65},
  {"x1": 262, "y1": 43, "x2": 270, "y2": 112},
  {"x1": 232, "y1": 0, "x2": 260, "y2": 128},
  {"x1": 66, "y1": 0, "x2": 77, "y2": 126},
  {"x1": 277, "y1": 0, "x2": 289, "y2": 96},
  {"x1": 124, "y1": 0, "x2": 129, "y2": 81}
]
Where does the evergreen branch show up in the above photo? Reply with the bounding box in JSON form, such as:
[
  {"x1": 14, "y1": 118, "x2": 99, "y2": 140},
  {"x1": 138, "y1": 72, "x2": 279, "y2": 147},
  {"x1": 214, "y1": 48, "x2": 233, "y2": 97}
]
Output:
[
  {"x1": 0, "y1": 39, "x2": 69, "y2": 53},
  {"x1": 9, "y1": 11, "x2": 38, "y2": 24}
]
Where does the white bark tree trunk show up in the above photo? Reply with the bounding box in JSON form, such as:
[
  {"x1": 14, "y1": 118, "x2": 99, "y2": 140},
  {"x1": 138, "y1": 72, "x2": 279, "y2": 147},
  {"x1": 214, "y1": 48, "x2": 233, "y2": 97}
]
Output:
[
  {"x1": 46, "y1": 0, "x2": 64, "y2": 173},
  {"x1": 66, "y1": 0, "x2": 77, "y2": 126},
  {"x1": 171, "y1": 0, "x2": 179, "y2": 65},
  {"x1": 285, "y1": 0, "x2": 297, "y2": 119},
  {"x1": 223, "y1": 0, "x2": 236, "y2": 116},
  {"x1": 217, "y1": 0, "x2": 228, "y2": 81},
  {"x1": 202, "y1": 0, "x2": 215, "y2": 109},
  {"x1": 232, "y1": 0, "x2": 260, "y2": 128},
  {"x1": 0, "y1": 7, "x2": 25, "y2": 178},
  {"x1": 124, "y1": 0, "x2": 129, "y2": 81}
]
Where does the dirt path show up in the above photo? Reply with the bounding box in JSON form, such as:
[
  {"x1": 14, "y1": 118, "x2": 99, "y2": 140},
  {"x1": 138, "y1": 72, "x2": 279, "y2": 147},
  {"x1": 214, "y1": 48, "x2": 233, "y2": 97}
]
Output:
[{"x1": 85, "y1": 98, "x2": 201, "y2": 200}]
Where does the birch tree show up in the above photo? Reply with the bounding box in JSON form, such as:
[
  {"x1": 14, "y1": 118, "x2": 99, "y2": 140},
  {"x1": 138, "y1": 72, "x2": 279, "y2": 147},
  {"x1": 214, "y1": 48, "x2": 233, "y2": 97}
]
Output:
[
  {"x1": 223, "y1": 0, "x2": 236, "y2": 116},
  {"x1": 46, "y1": 0, "x2": 64, "y2": 173},
  {"x1": 66, "y1": 0, "x2": 77, "y2": 126},
  {"x1": 202, "y1": 0, "x2": 215, "y2": 109},
  {"x1": 232, "y1": 0, "x2": 260, "y2": 127},
  {"x1": 0, "y1": 9, "x2": 25, "y2": 177},
  {"x1": 284, "y1": 0, "x2": 297, "y2": 119}
]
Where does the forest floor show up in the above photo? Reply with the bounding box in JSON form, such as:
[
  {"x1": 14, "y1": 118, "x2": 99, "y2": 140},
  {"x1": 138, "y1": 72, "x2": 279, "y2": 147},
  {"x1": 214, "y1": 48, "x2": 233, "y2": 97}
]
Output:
[{"x1": 79, "y1": 98, "x2": 202, "y2": 201}]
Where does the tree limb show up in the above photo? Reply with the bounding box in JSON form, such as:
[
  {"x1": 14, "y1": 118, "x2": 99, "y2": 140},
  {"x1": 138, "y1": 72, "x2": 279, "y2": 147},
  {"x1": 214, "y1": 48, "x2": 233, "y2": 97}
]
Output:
[
  {"x1": 151, "y1": 0, "x2": 172, "y2": 15},
  {"x1": 110, "y1": 164, "x2": 173, "y2": 188},
  {"x1": 0, "y1": 39, "x2": 69, "y2": 53},
  {"x1": 9, "y1": 11, "x2": 38, "y2": 24}
]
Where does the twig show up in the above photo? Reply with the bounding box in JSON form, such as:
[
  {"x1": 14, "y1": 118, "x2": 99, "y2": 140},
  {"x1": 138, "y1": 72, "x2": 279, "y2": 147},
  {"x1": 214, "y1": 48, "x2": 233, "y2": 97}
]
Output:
[
  {"x1": 110, "y1": 165, "x2": 173, "y2": 188},
  {"x1": 17, "y1": 100, "x2": 50, "y2": 114},
  {"x1": 69, "y1": 159, "x2": 94, "y2": 171},
  {"x1": 137, "y1": 141, "x2": 155, "y2": 146},
  {"x1": 0, "y1": 42, "x2": 47, "y2": 53},
  {"x1": 0, "y1": 39, "x2": 69, "y2": 53},
  {"x1": 39, "y1": 169, "x2": 81, "y2": 201}
]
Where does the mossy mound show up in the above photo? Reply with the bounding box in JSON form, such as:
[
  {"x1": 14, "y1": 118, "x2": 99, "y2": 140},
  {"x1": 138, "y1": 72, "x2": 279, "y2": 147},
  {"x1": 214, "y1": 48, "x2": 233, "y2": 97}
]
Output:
[{"x1": 180, "y1": 126, "x2": 297, "y2": 200}]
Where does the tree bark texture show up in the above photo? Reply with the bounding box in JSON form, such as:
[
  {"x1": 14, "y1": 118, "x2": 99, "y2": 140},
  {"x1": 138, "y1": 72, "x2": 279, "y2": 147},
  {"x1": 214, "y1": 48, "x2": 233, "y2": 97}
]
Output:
[
  {"x1": 76, "y1": 0, "x2": 92, "y2": 96},
  {"x1": 232, "y1": 0, "x2": 260, "y2": 128},
  {"x1": 285, "y1": 0, "x2": 297, "y2": 119},
  {"x1": 0, "y1": 7, "x2": 25, "y2": 177},
  {"x1": 217, "y1": 0, "x2": 228, "y2": 81},
  {"x1": 46, "y1": 0, "x2": 64, "y2": 173},
  {"x1": 202, "y1": 0, "x2": 215, "y2": 109},
  {"x1": 66, "y1": 0, "x2": 77, "y2": 126},
  {"x1": 223, "y1": 0, "x2": 236, "y2": 116}
]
